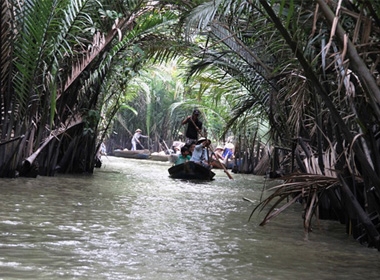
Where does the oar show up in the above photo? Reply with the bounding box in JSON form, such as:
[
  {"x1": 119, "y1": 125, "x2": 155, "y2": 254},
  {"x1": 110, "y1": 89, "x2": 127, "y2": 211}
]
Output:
[
  {"x1": 188, "y1": 117, "x2": 233, "y2": 179},
  {"x1": 162, "y1": 139, "x2": 172, "y2": 154},
  {"x1": 209, "y1": 148, "x2": 234, "y2": 179},
  {"x1": 136, "y1": 139, "x2": 145, "y2": 149},
  {"x1": 161, "y1": 138, "x2": 179, "y2": 164}
]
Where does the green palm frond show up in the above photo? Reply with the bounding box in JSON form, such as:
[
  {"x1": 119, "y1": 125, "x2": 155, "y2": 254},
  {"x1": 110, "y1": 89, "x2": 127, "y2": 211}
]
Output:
[
  {"x1": 1, "y1": 0, "x2": 13, "y2": 95},
  {"x1": 77, "y1": 9, "x2": 180, "y2": 109},
  {"x1": 12, "y1": 0, "x2": 58, "y2": 115},
  {"x1": 1, "y1": 0, "x2": 16, "y2": 141},
  {"x1": 183, "y1": 1, "x2": 292, "y2": 144},
  {"x1": 186, "y1": 0, "x2": 223, "y2": 32}
]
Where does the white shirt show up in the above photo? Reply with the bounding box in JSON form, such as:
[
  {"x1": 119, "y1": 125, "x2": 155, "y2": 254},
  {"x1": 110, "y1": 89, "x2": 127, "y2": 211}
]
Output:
[{"x1": 190, "y1": 144, "x2": 209, "y2": 162}]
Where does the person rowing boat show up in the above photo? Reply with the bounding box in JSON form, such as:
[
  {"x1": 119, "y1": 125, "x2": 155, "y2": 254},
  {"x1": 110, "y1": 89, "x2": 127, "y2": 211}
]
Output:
[
  {"x1": 182, "y1": 109, "x2": 203, "y2": 145},
  {"x1": 185, "y1": 112, "x2": 234, "y2": 179},
  {"x1": 131, "y1": 129, "x2": 148, "y2": 150}
]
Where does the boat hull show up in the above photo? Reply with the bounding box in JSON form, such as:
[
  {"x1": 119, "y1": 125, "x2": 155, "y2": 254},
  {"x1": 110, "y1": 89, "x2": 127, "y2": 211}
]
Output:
[
  {"x1": 150, "y1": 153, "x2": 170, "y2": 162},
  {"x1": 113, "y1": 149, "x2": 151, "y2": 159},
  {"x1": 168, "y1": 161, "x2": 215, "y2": 180}
]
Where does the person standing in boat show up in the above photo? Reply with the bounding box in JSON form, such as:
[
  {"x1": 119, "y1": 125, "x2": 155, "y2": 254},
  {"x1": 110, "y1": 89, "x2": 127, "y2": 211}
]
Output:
[
  {"x1": 190, "y1": 137, "x2": 212, "y2": 169},
  {"x1": 131, "y1": 129, "x2": 148, "y2": 150},
  {"x1": 182, "y1": 109, "x2": 203, "y2": 145}
]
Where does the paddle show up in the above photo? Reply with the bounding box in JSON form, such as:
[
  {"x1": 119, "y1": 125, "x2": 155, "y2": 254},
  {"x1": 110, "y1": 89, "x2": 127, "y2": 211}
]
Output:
[
  {"x1": 162, "y1": 139, "x2": 171, "y2": 154},
  {"x1": 137, "y1": 139, "x2": 145, "y2": 149},
  {"x1": 188, "y1": 116, "x2": 233, "y2": 180},
  {"x1": 160, "y1": 138, "x2": 180, "y2": 164}
]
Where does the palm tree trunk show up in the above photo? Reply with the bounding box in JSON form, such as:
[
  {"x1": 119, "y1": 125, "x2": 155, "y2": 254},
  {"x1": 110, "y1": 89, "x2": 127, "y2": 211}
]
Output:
[
  {"x1": 340, "y1": 175, "x2": 380, "y2": 249},
  {"x1": 258, "y1": 0, "x2": 380, "y2": 198}
]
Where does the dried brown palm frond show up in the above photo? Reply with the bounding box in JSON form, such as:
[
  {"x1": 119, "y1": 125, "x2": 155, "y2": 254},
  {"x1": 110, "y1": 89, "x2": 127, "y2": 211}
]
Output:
[
  {"x1": 249, "y1": 173, "x2": 344, "y2": 232},
  {"x1": 301, "y1": 144, "x2": 343, "y2": 177},
  {"x1": 23, "y1": 114, "x2": 84, "y2": 169}
]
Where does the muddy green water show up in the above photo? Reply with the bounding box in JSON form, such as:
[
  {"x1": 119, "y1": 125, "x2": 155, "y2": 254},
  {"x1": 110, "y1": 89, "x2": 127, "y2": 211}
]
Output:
[{"x1": 0, "y1": 156, "x2": 379, "y2": 279}]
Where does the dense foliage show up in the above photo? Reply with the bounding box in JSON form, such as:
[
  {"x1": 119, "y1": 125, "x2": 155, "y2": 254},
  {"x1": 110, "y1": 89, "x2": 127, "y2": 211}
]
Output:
[{"x1": 2, "y1": 0, "x2": 380, "y2": 249}]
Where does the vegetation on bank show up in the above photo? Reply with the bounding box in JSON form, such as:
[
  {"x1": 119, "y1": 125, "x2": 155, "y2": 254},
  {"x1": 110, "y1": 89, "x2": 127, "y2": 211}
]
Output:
[{"x1": 1, "y1": 0, "x2": 380, "y2": 249}]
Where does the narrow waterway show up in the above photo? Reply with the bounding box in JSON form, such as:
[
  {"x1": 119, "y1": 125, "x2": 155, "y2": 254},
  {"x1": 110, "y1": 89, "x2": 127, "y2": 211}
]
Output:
[{"x1": 0, "y1": 156, "x2": 379, "y2": 280}]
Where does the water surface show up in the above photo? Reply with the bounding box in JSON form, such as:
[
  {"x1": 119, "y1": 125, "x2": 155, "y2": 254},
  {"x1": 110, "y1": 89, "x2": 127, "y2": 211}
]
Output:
[{"x1": 0, "y1": 156, "x2": 379, "y2": 279}]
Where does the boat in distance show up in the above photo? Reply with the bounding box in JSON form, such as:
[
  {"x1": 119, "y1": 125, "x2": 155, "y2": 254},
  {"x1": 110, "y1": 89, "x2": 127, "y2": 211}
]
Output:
[{"x1": 113, "y1": 149, "x2": 151, "y2": 159}]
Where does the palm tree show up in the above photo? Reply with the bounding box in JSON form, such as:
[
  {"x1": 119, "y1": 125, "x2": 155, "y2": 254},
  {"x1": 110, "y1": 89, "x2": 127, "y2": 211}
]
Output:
[
  {"x1": 181, "y1": 0, "x2": 380, "y2": 248},
  {"x1": 109, "y1": 60, "x2": 191, "y2": 152},
  {"x1": 2, "y1": 0, "x2": 380, "y2": 248},
  {"x1": 0, "y1": 0, "x2": 196, "y2": 176}
]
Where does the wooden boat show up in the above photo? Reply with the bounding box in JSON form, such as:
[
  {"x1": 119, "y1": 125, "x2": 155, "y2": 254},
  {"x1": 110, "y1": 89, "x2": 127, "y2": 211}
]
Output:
[
  {"x1": 113, "y1": 149, "x2": 151, "y2": 159},
  {"x1": 168, "y1": 161, "x2": 215, "y2": 180},
  {"x1": 150, "y1": 152, "x2": 170, "y2": 162}
]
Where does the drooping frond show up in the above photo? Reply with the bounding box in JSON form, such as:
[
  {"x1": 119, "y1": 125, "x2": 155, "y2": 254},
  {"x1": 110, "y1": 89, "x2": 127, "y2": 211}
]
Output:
[
  {"x1": 1, "y1": 0, "x2": 16, "y2": 140},
  {"x1": 12, "y1": 0, "x2": 59, "y2": 115},
  {"x1": 249, "y1": 173, "x2": 341, "y2": 227}
]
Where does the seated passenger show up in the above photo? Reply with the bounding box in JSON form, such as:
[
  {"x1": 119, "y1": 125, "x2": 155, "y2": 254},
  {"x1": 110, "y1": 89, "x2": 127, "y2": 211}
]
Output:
[
  {"x1": 187, "y1": 141, "x2": 196, "y2": 156},
  {"x1": 223, "y1": 143, "x2": 235, "y2": 160},
  {"x1": 211, "y1": 146, "x2": 226, "y2": 168},
  {"x1": 190, "y1": 137, "x2": 212, "y2": 169},
  {"x1": 175, "y1": 146, "x2": 191, "y2": 165}
]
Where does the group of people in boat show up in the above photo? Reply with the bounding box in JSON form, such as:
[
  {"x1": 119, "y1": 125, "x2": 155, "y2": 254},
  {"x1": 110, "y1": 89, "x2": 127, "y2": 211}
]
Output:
[
  {"x1": 173, "y1": 109, "x2": 234, "y2": 169},
  {"x1": 174, "y1": 137, "x2": 212, "y2": 168},
  {"x1": 114, "y1": 108, "x2": 234, "y2": 170}
]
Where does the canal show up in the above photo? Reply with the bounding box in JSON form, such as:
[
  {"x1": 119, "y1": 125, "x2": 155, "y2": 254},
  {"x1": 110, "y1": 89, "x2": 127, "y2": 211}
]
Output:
[{"x1": 0, "y1": 156, "x2": 379, "y2": 279}]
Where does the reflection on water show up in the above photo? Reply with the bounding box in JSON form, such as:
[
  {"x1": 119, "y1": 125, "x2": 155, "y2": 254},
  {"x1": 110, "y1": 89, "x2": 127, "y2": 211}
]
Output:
[{"x1": 0, "y1": 156, "x2": 379, "y2": 279}]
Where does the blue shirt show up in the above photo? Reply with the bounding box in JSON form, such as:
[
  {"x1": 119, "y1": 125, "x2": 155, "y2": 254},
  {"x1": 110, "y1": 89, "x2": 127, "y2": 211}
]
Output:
[{"x1": 222, "y1": 148, "x2": 233, "y2": 159}]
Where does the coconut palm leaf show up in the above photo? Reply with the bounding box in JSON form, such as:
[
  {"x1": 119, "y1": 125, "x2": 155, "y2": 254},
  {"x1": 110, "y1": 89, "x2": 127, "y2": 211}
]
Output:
[
  {"x1": 12, "y1": 0, "x2": 58, "y2": 115},
  {"x1": 249, "y1": 173, "x2": 341, "y2": 230},
  {"x1": 259, "y1": 193, "x2": 302, "y2": 226},
  {"x1": 1, "y1": 0, "x2": 17, "y2": 142}
]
